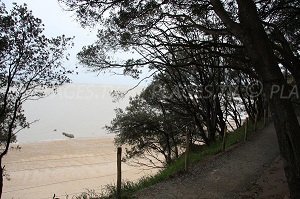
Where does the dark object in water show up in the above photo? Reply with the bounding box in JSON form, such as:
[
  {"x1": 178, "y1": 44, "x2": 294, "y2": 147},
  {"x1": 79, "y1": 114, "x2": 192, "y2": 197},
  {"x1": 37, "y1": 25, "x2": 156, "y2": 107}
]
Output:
[{"x1": 62, "y1": 132, "x2": 75, "y2": 138}]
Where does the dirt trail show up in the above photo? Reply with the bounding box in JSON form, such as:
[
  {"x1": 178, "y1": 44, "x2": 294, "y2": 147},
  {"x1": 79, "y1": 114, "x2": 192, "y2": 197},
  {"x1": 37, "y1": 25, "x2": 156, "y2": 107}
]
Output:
[{"x1": 136, "y1": 123, "x2": 284, "y2": 199}]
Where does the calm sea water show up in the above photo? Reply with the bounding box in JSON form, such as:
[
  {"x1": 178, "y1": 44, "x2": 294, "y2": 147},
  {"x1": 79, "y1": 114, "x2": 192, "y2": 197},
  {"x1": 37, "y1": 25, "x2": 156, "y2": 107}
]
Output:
[
  {"x1": 18, "y1": 84, "x2": 247, "y2": 143},
  {"x1": 18, "y1": 84, "x2": 142, "y2": 143}
]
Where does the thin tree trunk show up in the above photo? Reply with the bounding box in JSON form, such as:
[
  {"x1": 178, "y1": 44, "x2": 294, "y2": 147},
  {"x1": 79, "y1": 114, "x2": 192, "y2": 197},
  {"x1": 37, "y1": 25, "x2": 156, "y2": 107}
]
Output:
[
  {"x1": 164, "y1": 133, "x2": 172, "y2": 165},
  {"x1": 171, "y1": 134, "x2": 179, "y2": 159},
  {"x1": 0, "y1": 158, "x2": 3, "y2": 199}
]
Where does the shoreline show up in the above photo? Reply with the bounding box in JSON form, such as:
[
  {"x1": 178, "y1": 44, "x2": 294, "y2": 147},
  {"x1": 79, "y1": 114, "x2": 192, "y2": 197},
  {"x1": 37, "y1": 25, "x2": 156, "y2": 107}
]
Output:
[
  {"x1": 12, "y1": 134, "x2": 115, "y2": 145},
  {"x1": 4, "y1": 136, "x2": 158, "y2": 199}
]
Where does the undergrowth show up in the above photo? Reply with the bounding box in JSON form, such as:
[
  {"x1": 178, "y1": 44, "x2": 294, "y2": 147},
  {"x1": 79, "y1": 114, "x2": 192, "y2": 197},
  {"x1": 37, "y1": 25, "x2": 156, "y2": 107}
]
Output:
[{"x1": 71, "y1": 119, "x2": 266, "y2": 199}]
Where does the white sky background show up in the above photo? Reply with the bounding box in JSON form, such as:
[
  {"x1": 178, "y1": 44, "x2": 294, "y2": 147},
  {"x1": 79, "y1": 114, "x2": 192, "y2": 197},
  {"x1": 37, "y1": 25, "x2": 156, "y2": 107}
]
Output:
[
  {"x1": 2, "y1": 0, "x2": 149, "y2": 86},
  {"x1": 2, "y1": 0, "x2": 150, "y2": 142}
]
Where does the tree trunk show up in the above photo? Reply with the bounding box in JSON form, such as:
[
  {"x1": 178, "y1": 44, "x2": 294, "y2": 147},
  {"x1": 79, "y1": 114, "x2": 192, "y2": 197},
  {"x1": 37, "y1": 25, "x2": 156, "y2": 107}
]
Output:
[
  {"x1": 211, "y1": 0, "x2": 300, "y2": 197},
  {"x1": 0, "y1": 158, "x2": 3, "y2": 198},
  {"x1": 235, "y1": 1, "x2": 300, "y2": 197},
  {"x1": 170, "y1": 134, "x2": 179, "y2": 159},
  {"x1": 164, "y1": 133, "x2": 172, "y2": 165},
  {"x1": 268, "y1": 85, "x2": 300, "y2": 198},
  {"x1": 215, "y1": 96, "x2": 226, "y2": 138}
]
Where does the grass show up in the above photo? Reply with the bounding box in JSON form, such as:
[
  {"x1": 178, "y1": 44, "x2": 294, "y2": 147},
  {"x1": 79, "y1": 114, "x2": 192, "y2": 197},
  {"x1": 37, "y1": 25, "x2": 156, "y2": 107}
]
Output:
[{"x1": 74, "y1": 119, "x2": 266, "y2": 199}]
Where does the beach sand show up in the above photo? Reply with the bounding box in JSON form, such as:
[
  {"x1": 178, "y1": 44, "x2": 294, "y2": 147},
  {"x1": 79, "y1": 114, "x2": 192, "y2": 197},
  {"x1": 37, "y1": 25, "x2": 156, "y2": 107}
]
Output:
[{"x1": 3, "y1": 137, "x2": 159, "y2": 199}]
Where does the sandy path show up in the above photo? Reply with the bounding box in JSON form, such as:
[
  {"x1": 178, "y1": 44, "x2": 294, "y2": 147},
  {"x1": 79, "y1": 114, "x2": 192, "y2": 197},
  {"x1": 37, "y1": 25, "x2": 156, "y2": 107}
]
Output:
[
  {"x1": 3, "y1": 137, "x2": 158, "y2": 199},
  {"x1": 135, "y1": 123, "x2": 281, "y2": 199}
]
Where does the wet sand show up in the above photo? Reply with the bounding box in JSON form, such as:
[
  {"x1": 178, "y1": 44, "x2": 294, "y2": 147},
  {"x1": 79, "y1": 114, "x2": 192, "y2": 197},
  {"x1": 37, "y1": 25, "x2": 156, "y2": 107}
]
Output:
[{"x1": 3, "y1": 137, "x2": 158, "y2": 199}]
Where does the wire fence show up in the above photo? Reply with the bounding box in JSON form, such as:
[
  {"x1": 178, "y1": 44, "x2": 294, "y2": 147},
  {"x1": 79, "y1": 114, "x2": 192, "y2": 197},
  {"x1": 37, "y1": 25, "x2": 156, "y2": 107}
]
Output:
[
  {"x1": 4, "y1": 168, "x2": 138, "y2": 194},
  {"x1": 5, "y1": 152, "x2": 116, "y2": 165},
  {"x1": 4, "y1": 151, "x2": 158, "y2": 199},
  {"x1": 39, "y1": 170, "x2": 147, "y2": 199},
  {"x1": 8, "y1": 160, "x2": 117, "y2": 172}
]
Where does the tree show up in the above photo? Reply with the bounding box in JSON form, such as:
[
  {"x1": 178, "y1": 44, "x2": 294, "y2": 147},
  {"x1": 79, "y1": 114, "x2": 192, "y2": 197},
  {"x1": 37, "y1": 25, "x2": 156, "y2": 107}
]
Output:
[
  {"x1": 60, "y1": 0, "x2": 300, "y2": 197},
  {"x1": 211, "y1": 2, "x2": 300, "y2": 197},
  {"x1": 0, "y1": 3, "x2": 73, "y2": 197},
  {"x1": 107, "y1": 82, "x2": 185, "y2": 167},
  {"x1": 112, "y1": 67, "x2": 256, "y2": 166}
]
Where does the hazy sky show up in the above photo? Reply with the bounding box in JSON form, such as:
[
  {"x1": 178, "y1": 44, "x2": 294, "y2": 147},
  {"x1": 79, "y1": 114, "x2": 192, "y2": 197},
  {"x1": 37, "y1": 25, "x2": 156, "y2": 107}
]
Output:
[{"x1": 2, "y1": 0, "x2": 145, "y2": 86}]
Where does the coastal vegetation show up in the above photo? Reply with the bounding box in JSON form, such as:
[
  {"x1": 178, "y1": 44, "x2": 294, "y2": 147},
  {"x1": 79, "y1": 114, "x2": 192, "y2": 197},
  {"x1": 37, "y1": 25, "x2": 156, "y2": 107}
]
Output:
[
  {"x1": 106, "y1": 73, "x2": 260, "y2": 168},
  {"x1": 75, "y1": 119, "x2": 263, "y2": 198},
  {"x1": 0, "y1": 0, "x2": 298, "y2": 198},
  {"x1": 0, "y1": 3, "x2": 72, "y2": 198},
  {"x1": 60, "y1": 0, "x2": 300, "y2": 197}
]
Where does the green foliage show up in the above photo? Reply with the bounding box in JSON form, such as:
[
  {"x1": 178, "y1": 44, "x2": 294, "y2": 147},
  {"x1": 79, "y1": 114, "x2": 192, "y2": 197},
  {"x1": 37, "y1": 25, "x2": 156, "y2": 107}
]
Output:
[
  {"x1": 62, "y1": 0, "x2": 264, "y2": 154},
  {"x1": 0, "y1": 2, "x2": 73, "y2": 152},
  {"x1": 106, "y1": 80, "x2": 185, "y2": 165},
  {"x1": 0, "y1": 2, "x2": 73, "y2": 197},
  {"x1": 60, "y1": 0, "x2": 300, "y2": 197},
  {"x1": 73, "y1": 119, "x2": 265, "y2": 199}
]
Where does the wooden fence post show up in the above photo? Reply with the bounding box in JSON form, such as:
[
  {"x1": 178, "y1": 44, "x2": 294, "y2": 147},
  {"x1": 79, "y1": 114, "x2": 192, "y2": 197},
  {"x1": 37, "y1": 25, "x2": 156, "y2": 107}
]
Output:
[
  {"x1": 263, "y1": 108, "x2": 266, "y2": 127},
  {"x1": 244, "y1": 117, "x2": 248, "y2": 142},
  {"x1": 222, "y1": 126, "x2": 227, "y2": 152},
  {"x1": 254, "y1": 114, "x2": 258, "y2": 132},
  {"x1": 268, "y1": 104, "x2": 271, "y2": 121},
  {"x1": 254, "y1": 101, "x2": 258, "y2": 132},
  {"x1": 185, "y1": 131, "x2": 190, "y2": 172},
  {"x1": 117, "y1": 147, "x2": 122, "y2": 199}
]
